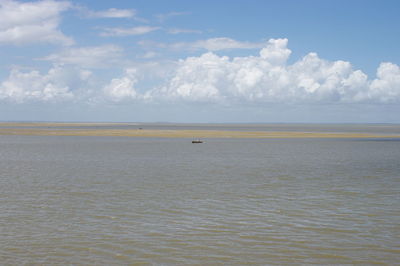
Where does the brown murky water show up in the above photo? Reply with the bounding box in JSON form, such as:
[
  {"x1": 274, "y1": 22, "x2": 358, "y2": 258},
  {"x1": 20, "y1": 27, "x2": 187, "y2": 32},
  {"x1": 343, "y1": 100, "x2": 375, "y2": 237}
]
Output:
[{"x1": 1, "y1": 130, "x2": 399, "y2": 264}]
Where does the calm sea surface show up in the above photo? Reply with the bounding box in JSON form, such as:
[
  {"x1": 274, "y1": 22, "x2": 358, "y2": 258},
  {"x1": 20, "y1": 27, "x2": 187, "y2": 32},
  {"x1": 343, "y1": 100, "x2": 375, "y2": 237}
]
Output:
[{"x1": 1, "y1": 125, "x2": 399, "y2": 265}]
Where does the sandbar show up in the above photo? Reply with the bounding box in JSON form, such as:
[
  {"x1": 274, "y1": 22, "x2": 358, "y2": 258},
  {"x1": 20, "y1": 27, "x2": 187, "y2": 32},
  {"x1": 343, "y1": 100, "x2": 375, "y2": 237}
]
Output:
[
  {"x1": 0, "y1": 122, "x2": 135, "y2": 127},
  {"x1": 0, "y1": 124, "x2": 399, "y2": 139}
]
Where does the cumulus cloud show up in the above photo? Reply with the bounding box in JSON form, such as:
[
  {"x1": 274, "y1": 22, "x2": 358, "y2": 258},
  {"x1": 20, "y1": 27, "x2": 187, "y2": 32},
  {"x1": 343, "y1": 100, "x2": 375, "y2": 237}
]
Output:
[
  {"x1": 153, "y1": 38, "x2": 400, "y2": 103},
  {"x1": 100, "y1": 26, "x2": 160, "y2": 37},
  {"x1": 3, "y1": 38, "x2": 399, "y2": 105},
  {"x1": 259, "y1": 38, "x2": 291, "y2": 65},
  {"x1": 103, "y1": 68, "x2": 139, "y2": 101},
  {"x1": 0, "y1": 0, "x2": 73, "y2": 45},
  {"x1": 41, "y1": 45, "x2": 124, "y2": 68},
  {"x1": 369, "y1": 62, "x2": 400, "y2": 102},
  {"x1": 0, "y1": 66, "x2": 92, "y2": 102}
]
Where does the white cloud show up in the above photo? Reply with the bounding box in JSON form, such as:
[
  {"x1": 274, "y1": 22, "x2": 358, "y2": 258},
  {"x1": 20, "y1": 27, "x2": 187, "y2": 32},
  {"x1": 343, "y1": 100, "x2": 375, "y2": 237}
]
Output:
[
  {"x1": 103, "y1": 68, "x2": 139, "y2": 101},
  {"x1": 101, "y1": 61, "x2": 178, "y2": 102},
  {"x1": 369, "y1": 62, "x2": 400, "y2": 102},
  {"x1": 41, "y1": 45, "x2": 124, "y2": 68},
  {"x1": 156, "y1": 52, "x2": 228, "y2": 102},
  {"x1": 87, "y1": 7, "x2": 135, "y2": 18},
  {"x1": 3, "y1": 38, "x2": 399, "y2": 105},
  {"x1": 260, "y1": 38, "x2": 291, "y2": 65},
  {"x1": 100, "y1": 26, "x2": 160, "y2": 37},
  {"x1": 152, "y1": 38, "x2": 400, "y2": 104},
  {"x1": 0, "y1": 0, "x2": 73, "y2": 45},
  {"x1": 167, "y1": 28, "x2": 202, "y2": 34},
  {"x1": 0, "y1": 66, "x2": 90, "y2": 102}
]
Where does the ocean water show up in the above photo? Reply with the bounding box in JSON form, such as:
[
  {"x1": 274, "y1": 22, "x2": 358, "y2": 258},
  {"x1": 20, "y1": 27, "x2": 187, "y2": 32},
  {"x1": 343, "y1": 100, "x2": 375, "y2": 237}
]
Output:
[{"x1": 0, "y1": 130, "x2": 399, "y2": 264}]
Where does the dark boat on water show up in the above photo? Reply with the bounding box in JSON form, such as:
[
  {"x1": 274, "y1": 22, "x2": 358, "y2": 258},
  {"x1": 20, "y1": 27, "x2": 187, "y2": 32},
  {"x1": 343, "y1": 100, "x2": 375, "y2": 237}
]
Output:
[{"x1": 192, "y1": 139, "x2": 203, "y2": 143}]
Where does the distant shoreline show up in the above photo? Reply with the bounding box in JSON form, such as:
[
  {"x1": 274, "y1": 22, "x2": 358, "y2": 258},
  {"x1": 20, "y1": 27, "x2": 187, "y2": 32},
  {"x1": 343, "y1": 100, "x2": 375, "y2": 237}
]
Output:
[{"x1": 0, "y1": 123, "x2": 399, "y2": 139}]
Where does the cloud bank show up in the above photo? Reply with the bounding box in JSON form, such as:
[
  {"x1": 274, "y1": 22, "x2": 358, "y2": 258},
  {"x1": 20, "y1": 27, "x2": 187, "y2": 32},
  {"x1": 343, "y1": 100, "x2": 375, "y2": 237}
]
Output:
[
  {"x1": 1, "y1": 38, "x2": 399, "y2": 104},
  {"x1": 155, "y1": 39, "x2": 400, "y2": 104}
]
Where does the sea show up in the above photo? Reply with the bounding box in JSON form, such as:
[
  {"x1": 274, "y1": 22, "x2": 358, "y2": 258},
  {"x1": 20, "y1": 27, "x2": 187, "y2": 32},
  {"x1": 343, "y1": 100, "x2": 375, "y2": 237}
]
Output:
[{"x1": 0, "y1": 124, "x2": 399, "y2": 265}]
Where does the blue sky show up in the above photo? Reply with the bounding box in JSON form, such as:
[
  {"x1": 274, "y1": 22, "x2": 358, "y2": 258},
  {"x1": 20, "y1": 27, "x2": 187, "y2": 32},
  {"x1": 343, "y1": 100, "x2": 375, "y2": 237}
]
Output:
[{"x1": 0, "y1": 0, "x2": 399, "y2": 122}]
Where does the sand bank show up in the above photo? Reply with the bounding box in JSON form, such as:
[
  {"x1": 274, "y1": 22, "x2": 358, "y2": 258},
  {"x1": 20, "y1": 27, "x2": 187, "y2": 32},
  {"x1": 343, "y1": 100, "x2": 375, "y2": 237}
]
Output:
[
  {"x1": 0, "y1": 122, "x2": 134, "y2": 127},
  {"x1": 0, "y1": 127, "x2": 399, "y2": 139}
]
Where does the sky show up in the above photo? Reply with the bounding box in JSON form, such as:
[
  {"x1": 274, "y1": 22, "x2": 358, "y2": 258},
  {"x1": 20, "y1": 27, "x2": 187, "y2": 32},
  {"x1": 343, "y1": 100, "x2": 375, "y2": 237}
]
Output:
[{"x1": 0, "y1": 0, "x2": 399, "y2": 123}]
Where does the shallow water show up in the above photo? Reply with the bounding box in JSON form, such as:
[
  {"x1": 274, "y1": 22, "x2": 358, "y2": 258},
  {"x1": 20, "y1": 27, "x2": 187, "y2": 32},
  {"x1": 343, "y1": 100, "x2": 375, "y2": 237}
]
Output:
[{"x1": 0, "y1": 133, "x2": 399, "y2": 264}]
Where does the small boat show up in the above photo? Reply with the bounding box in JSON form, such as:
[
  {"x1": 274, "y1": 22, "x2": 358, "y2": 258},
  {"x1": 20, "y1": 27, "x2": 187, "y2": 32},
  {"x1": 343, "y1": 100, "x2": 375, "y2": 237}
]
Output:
[{"x1": 192, "y1": 139, "x2": 203, "y2": 144}]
